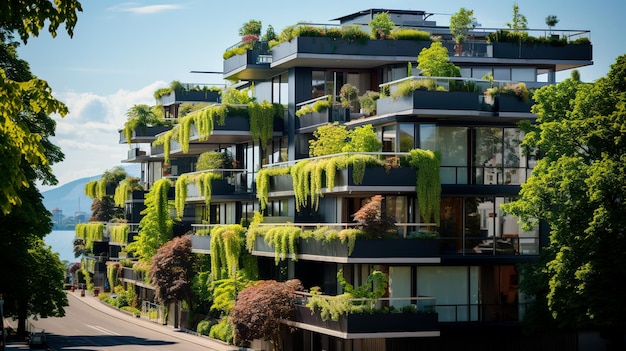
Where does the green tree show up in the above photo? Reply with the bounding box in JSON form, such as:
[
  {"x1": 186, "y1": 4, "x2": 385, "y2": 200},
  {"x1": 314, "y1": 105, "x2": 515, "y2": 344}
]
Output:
[
  {"x1": 416, "y1": 41, "x2": 460, "y2": 77},
  {"x1": 506, "y1": 3, "x2": 528, "y2": 30},
  {"x1": 0, "y1": 30, "x2": 69, "y2": 338},
  {"x1": 503, "y1": 57, "x2": 626, "y2": 350},
  {"x1": 238, "y1": 19, "x2": 262, "y2": 37},
  {"x1": 369, "y1": 12, "x2": 394, "y2": 39},
  {"x1": 449, "y1": 7, "x2": 475, "y2": 44},
  {"x1": 0, "y1": 0, "x2": 82, "y2": 214},
  {"x1": 0, "y1": 0, "x2": 82, "y2": 43},
  {"x1": 309, "y1": 122, "x2": 349, "y2": 157},
  {"x1": 342, "y1": 124, "x2": 381, "y2": 153}
]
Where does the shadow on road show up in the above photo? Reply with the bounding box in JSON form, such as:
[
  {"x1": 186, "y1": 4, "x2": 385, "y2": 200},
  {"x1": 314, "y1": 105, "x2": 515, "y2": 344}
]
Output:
[{"x1": 43, "y1": 332, "x2": 177, "y2": 350}]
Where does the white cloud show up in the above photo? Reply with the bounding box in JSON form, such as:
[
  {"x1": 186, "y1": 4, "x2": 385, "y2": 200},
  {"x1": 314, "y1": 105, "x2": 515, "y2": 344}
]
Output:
[
  {"x1": 108, "y1": 3, "x2": 183, "y2": 14},
  {"x1": 40, "y1": 81, "x2": 167, "y2": 191}
]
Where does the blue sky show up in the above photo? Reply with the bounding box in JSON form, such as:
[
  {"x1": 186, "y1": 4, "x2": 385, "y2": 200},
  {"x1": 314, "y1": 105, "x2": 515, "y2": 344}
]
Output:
[{"x1": 16, "y1": 0, "x2": 624, "y2": 190}]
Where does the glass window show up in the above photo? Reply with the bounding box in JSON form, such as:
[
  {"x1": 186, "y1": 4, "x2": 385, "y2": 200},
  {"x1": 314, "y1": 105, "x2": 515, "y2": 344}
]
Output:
[
  {"x1": 474, "y1": 128, "x2": 503, "y2": 185},
  {"x1": 511, "y1": 68, "x2": 536, "y2": 82},
  {"x1": 472, "y1": 68, "x2": 492, "y2": 80},
  {"x1": 399, "y1": 124, "x2": 415, "y2": 152},
  {"x1": 312, "y1": 71, "x2": 325, "y2": 99},
  {"x1": 420, "y1": 125, "x2": 468, "y2": 184},
  {"x1": 493, "y1": 68, "x2": 511, "y2": 81},
  {"x1": 382, "y1": 125, "x2": 397, "y2": 152}
]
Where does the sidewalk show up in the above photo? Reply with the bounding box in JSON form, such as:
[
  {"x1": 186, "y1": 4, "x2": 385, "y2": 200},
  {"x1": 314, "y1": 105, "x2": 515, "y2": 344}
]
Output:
[{"x1": 5, "y1": 290, "x2": 240, "y2": 351}]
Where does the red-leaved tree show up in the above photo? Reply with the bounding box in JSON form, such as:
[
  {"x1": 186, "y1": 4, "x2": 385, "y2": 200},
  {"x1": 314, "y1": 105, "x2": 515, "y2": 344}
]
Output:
[
  {"x1": 230, "y1": 279, "x2": 303, "y2": 351},
  {"x1": 150, "y1": 235, "x2": 194, "y2": 307}
]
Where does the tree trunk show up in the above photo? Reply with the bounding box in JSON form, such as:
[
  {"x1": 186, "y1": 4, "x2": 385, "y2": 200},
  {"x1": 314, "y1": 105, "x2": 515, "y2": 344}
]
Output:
[{"x1": 16, "y1": 299, "x2": 27, "y2": 339}]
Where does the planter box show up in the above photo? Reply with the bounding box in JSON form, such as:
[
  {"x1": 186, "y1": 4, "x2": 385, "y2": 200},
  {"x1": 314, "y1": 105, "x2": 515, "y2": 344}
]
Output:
[
  {"x1": 377, "y1": 91, "x2": 487, "y2": 116},
  {"x1": 157, "y1": 90, "x2": 221, "y2": 106},
  {"x1": 272, "y1": 37, "x2": 433, "y2": 62},
  {"x1": 119, "y1": 125, "x2": 171, "y2": 144},
  {"x1": 491, "y1": 42, "x2": 592, "y2": 61},
  {"x1": 495, "y1": 95, "x2": 535, "y2": 114},
  {"x1": 297, "y1": 107, "x2": 350, "y2": 129},
  {"x1": 299, "y1": 238, "x2": 440, "y2": 259},
  {"x1": 334, "y1": 166, "x2": 416, "y2": 187},
  {"x1": 223, "y1": 42, "x2": 272, "y2": 78},
  {"x1": 294, "y1": 305, "x2": 438, "y2": 334},
  {"x1": 253, "y1": 236, "x2": 439, "y2": 260}
]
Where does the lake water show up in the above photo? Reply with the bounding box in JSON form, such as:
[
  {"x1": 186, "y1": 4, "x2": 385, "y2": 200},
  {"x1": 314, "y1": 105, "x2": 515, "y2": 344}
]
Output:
[{"x1": 44, "y1": 230, "x2": 78, "y2": 264}]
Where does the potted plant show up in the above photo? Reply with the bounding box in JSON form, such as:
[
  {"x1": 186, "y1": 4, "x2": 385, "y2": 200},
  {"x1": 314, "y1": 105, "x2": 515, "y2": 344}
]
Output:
[{"x1": 449, "y1": 8, "x2": 475, "y2": 56}]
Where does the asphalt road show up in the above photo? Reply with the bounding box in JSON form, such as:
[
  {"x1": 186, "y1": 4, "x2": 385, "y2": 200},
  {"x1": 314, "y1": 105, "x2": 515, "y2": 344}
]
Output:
[{"x1": 29, "y1": 292, "x2": 236, "y2": 351}]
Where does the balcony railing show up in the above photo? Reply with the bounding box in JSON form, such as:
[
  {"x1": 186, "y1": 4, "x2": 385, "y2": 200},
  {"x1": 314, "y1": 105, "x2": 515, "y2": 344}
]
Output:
[{"x1": 289, "y1": 293, "x2": 439, "y2": 338}]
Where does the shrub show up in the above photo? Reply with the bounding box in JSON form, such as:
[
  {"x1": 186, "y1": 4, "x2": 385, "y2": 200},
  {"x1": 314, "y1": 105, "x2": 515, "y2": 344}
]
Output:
[{"x1": 392, "y1": 28, "x2": 431, "y2": 41}]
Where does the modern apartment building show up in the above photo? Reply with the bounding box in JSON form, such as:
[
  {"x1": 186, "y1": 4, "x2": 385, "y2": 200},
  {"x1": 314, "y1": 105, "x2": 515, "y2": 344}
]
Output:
[{"x1": 110, "y1": 8, "x2": 592, "y2": 350}]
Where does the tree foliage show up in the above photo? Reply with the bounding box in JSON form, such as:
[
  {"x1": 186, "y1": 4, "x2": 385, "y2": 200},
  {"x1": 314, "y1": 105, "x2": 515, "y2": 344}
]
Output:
[
  {"x1": 352, "y1": 195, "x2": 397, "y2": 237},
  {"x1": 0, "y1": 29, "x2": 69, "y2": 337},
  {"x1": 502, "y1": 56, "x2": 626, "y2": 348},
  {"x1": 150, "y1": 235, "x2": 194, "y2": 307},
  {"x1": 309, "y1": 122, "x2": 381, "y2": 157},
  {"x1": 230, "y1": 279, "x2": 303, "y2": 350},
  {"x1": 416, "y1": 41, "x2": 460, "y2": 77},
  {"x1": 0, "y1": 0, "x2": 83, "y2": 44},
  {"x1": 505, "y1": 2, "x2": 528, "y2": 30},
  {"x1": 0, "y1": 1, "x2": 80, "y2": 213}
]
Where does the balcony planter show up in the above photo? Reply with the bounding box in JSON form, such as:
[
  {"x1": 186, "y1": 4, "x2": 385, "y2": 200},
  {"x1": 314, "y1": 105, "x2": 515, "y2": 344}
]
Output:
[
  {"x1": 297, "y1": 106, "x2": 350, "y2": 129},
  {"x1": 157, "y1": 89, "x2": 221, "y2": 106},
  {"x1": 119, "y1": 125, "x2": 171, "y2": 143},
  {"x1": 299, "y1": 237, "x2": 440, "y2": 259},
  {"x1": 377, "y1": 91, "x2": 486, "y2": 115},
  {"x1": 294, "y1": 305, "x2": 438, "y2": 334},
  {"x1": 272, "y1": 37, "x2": 432, "y2": 62},
  {"x1": 495, "y1": 95, "x2": 535, "y2": 113},
  {"x1": 334, "y1": 166, "x2": 416, "y2": 188},
  {"x1": 491, "y1": 42, "x2": 592, "y2": 61}
]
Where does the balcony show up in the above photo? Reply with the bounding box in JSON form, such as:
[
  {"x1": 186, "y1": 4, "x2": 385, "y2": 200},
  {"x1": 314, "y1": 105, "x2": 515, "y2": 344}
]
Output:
[
  {"x1": 223, "y1": 42, "x2": 273, "y2": 80},
  {"x1": 288, "y1": 297, "x2": 439, "y2": 339},
  {"x1": 490, "y1": 41, "x2": 592, "y2": 61},
  {"x1": 296, "y1": 96, "x2": 350, "y2": 130},
  {"x1": 190, "y1": 234, "x2": 211, "y2": 254},
  {"x1": 157, "y1": 86, "x2": 221, "y2": 106},
  {"x1": 266, "y1": 162, "x2": 417, "y2": 197},
  {"x1": 119, "y1": 125, "x2": 171, "y2": 144},
  {"x1": 271, "y1": 37, "x2": 433, "y2": 69},
  {"x1": 377, "y1": 77, "x2": 496, "y2": 117},
  {"x1": 251, "y1": 231, "x2": 440, "y2": 264}
]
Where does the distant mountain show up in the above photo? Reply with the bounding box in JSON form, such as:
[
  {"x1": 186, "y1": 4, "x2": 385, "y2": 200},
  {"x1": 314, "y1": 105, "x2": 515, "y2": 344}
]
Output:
[{"x1": 41, "y1": 175, "x2": 100, "y2": 217}]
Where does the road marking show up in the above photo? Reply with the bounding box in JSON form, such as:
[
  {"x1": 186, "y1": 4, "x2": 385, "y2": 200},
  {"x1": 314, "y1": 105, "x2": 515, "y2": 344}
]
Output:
[{"x1": 86, "y1": 324, "x2": 121, "y2": 335}]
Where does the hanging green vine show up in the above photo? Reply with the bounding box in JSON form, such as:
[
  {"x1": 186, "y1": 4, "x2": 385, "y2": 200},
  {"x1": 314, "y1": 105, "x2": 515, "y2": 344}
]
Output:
[
  {"x1": 175, "y1": 173, "x2": 191, "y2": 218},
  {"x1": 264, "y1": 225, "x2": 302, "y2": 264},
  {"x1": 114, "y1": 177, "x2": 142, "y2": 207},
  {"x1": 106, "y1": 262, "x2": 121, "y2": 289},
  {"x1": 126, "y1": 178, "x2": 173, "y2": 263},
  {"x1": 290, "y1": 154, "x2": 383, "y2": 211},
  {"x1": 153, "y1": 132, "x2": 173, "y2": 166},
  {"x1": 110, "y1": 224, "x2": 129, "y2": 244},
  {"x1": 175, "y1": 172, "x2": 223, "y2": 219},
  {"x1": 248, "y1": 101, "x2": 281, "y2": 151},
  {"x1": 407, "y1": 148, "x2": 441, "y2": 224},
  {"x1": 256, "y1": 166, "x2": 291, "y2": 210},
  {"x1": 209, "y1": 224, "x2": 246, "y2": 280},
  {"x1": 85, "y1": 180, "x2": 98, "y2": 198},
  {"x1": 75, "y1": 222, "x2": 105, "y2": 250}
]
